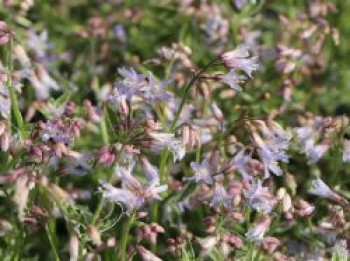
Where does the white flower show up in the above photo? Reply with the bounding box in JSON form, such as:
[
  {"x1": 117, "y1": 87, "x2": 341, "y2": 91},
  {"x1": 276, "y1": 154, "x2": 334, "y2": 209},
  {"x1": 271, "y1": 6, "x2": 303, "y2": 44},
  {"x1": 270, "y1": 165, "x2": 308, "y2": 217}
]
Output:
[
  {"x1": 309, "y1": 178, "x2": 343, "y2": 202},
  {"x1": 222, "y1": 69, "x2": 247, "y2": 91}
]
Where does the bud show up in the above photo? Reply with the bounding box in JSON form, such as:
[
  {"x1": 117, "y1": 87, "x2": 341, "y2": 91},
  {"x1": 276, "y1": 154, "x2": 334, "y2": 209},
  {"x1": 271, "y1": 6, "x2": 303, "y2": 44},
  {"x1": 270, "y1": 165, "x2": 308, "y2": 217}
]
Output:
[
  {"x1": 0, "y1": 132, "x2": 10, "y2": 152},
  {"x1": 87, "y1": 225, "x2": 102, "y2": 246},
  {"x1": 0, "y1": 21, "x2": 11, "y2": 45},
  {"x1": 137, "y1": 245, "x2": 162, "y2": 261},
  {"x1": 69, "y1": 234, "x2": 79, "y2": 261}
]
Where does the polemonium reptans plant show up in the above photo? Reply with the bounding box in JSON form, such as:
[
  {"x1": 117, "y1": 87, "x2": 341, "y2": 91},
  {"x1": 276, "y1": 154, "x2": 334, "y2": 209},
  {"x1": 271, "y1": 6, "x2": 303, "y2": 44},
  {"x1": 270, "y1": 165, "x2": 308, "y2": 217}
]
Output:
[{"x1": 0, "y1": 0, "x2": 350, "y2": 260}]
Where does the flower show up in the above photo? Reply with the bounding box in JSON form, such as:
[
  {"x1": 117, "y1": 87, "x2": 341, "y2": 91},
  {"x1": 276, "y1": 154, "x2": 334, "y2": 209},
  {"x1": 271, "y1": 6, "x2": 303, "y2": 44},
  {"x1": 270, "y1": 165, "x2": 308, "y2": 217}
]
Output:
[
  {"x1": 222, "y1": 69, "x2": 247, "y2": 91},
  {"x1": 230, "y1": 149, "x2": 254, "y2": 180},
  {"x1": 100, "y1": 164, "x2": 167, "y2": 211},
  {"x1": 220, "y1": 44, "x2": 259, "y2": 77},
  {"x1": 210, "y1": 181, "x2": 232, "y2": 209},
  {"x1": 244, "y1": 179, "x2": 277, "y2": 214},
  {"x1": 252, "y1": 120, "x2": 291, "y2": 179},
  {"x1": 0, "y1": 21, "x2": 11, "y2": 45},
  {"x1": 148, "y1": 132, "x2": 186, "y2": 162},
  {"x1": 309, "y1": 178, "x2": 343, "y2": 202},
  {"x1": 201, "y1": 15, "x2": 229, "y2": 46},
  {"x1": 26, "y1": 30, "x2": 53, "y2": 62},
  {"x1": 142, "y1": 71, "x2": 171, "y2": 103},
  {"x1": 187, "y1": 159, "x2": 214, "y2": 184},
  {"x1": 140, "y1": 156, "x2": 160, "y2": 186},
  {"x1": 294, "y1": 117, "x2": 334, "y2": 163},
  {"x1": 245, "y1": 215, "x2": 271, "y2": 241},
  {"x1": 115, "y1": 67, "x2": 145, "y2": 99}
]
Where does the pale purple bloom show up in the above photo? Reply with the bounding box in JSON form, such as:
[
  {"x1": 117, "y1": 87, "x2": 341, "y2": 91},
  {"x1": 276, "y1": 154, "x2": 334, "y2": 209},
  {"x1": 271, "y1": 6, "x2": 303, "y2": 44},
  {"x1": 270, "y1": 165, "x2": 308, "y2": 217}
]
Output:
[
  {"x1": 233, "y1": 0, "x2": 247, "y2": 9},
  {"x1": 244, "y1": 179, "x2": 276, "y2": 214},
  {"x1": 230, "y1": 149, "x2": 253, "y2": 180},
  {"x1": 187, "y1": 159, "x2": 214, "y2": 184},
  {"x1": 294, "y1": 117, "x2": 331, "y2": 163},
  {"x1": 60, "y1": 152, "x2": 92, "y2": 176},
  {"x1": 220, "y1": 45, "x2": 259, "y2": 77},
  {"x1": 26, "y1": 30, "x2": 54, "y2": 63},
  {"x1": 201, "y1": 15, "x2": 229, "y2": 46},
  {"x1": 306, "y1": 143, "x2": 330, "y2": 163},
  {"x1": 140, "y1": 157, "x2": 160, "y2": 186},
  {"x1": 100, "y1": 182, "x2": 142, "y2": 211},
  {"x1": 29, "y1": 65, "x2": 60, "y2": 100},
  {"x1": 148, "y1": 132, "x2": 186, "y2": 162},
  {"x1": 210, "y1": 182, "x2": 232, "y2": 209},
  {"x1": 142, "y1": 72, "x2": 171, "y2": 103},
  {"x1": 113, "y1": 24, "x2": 126, "y2": 42},
  {"x1": 252, "y1": 122, "x2": 290, "y2": 179},
  {"x1": 342, "y1": 139, "x2": 350, "y2": 162},
  {"x1": 222, "y1": 69, "x2": 247, "y2": 91},
  {"x1": 309, "y1": 178, "x2": 343, "y2": 202},
  {"x1": 245, "y1": 215, "x2": 271, "y2": 241},
  {"x1": 41, "y1": 121, "x2": 73, "y2": 145},
  {"x1": 101, "y1": 164, "x2": 167, "y2": 211},
  {"x1": 115, "y1": 67, "x2": 145, "y2": 99}
]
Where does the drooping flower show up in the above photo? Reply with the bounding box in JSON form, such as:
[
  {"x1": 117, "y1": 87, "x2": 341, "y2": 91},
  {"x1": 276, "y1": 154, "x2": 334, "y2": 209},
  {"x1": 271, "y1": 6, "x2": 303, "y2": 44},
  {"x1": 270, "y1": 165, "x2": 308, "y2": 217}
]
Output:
[
  {"x1": 220, "y1": 44, "x2": 259, "y2": 77},
  {"x1": 309, "y1": 178, "x2": 344, "y2": 203},
  {"x1": 148, "y1": 132, "x2": 186, "y2": 162},
  {"x1": 140, "y1": 156, "x2": 160, "y2": 186},
  {"x1": 222, "y1": 69, "x2": 247, "y2": 91},
  {"x1": 245, "y1": 215, "x2": 271, "y2": 241}
]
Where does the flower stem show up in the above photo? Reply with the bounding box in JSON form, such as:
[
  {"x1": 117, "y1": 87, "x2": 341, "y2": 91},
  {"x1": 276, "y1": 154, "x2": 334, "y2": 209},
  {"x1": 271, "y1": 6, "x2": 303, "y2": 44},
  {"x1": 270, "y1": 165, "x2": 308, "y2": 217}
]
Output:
[
  {"x1": 6, "y1": 39, "x2": 24, "y2": 139},
  {"x1": 45, "y1": 222, "x2": 61, "y2": 261},
  {"x1": 170, "y1": 58, "x2": 218, "y2": 132},
  {"x1": 118, "y1": 212, "x2": 135, "y2": 261}
]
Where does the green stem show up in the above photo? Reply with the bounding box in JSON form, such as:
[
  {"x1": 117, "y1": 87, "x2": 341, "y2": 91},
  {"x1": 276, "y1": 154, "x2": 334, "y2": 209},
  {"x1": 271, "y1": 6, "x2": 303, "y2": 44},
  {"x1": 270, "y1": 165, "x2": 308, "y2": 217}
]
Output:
[
  {"x1": 170, "y1": 58, "x2": 218, "y2": 132},
  {"x1": 6, "y1": 39, "x2": 24, "y2": 138},
  {"x1": 118, "y1": 213, "x2": 135, "y2": 261},
  {"x1": 45, "y1": 222, "x2": 61, "y2": 261},
  {"x1": 92, "y1": 145, "x2": 125, "y2": 225},
  {"x1": 159, "y1": 149, "x2": 169, "y2": 183},
  {"x1": 100, "y1": 106, "x2": 110, "y2": 145}
]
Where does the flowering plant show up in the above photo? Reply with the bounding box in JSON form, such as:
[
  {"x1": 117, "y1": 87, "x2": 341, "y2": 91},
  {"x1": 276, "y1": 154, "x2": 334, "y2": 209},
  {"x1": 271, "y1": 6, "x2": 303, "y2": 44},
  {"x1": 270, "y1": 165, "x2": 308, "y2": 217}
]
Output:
[{"x1": 0, "y1": 0, "x2": 350, "y2": 260}]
